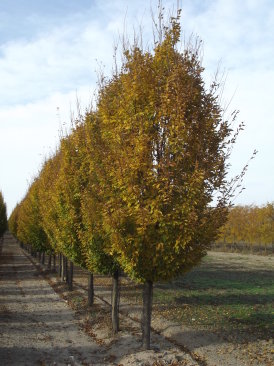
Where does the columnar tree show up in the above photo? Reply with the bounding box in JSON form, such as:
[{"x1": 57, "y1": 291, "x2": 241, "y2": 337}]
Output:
[
  {"x1": 49, "y1": 132, "x2": 87, "y2": 288},
  {"x1": 12, "y1": 181, "x2": 49, "y2": 255},
  {"x1": 0, "y1": 191, "x2": 7, "y2": 237},
  {"x1": 8, "y1": 203, "x2": 19, "y2": 237},
  {"x1": 38, "y1": 153, "x2": 62, "y2": 255},
  {"x1": 95, "y1": 12, "x2": 246, "y2": 348},
  {"x1": 79, "y1": 114, "x2": 122, "y2": 331}
]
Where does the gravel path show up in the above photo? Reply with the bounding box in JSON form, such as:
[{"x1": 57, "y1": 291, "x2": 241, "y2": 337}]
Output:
[{"x1": 0, "y1": 233, "x2": 104, "y2": 366}]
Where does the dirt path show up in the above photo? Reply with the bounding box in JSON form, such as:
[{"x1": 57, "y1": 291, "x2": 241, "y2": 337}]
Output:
[{"x1": 0, "y1": 233, "x2": 108, "y2": 365}]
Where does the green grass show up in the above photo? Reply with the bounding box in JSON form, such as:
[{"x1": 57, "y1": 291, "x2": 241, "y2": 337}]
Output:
[{"x1": 151, "y1": 253, "x2": 274, "y2": 342}]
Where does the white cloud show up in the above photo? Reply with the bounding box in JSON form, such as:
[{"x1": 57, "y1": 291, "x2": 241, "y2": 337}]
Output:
[
  {"x1": 0, "y1": 21, "x2": 114, "y2": 106},
  {"x1": 0, "y1": 88, "x2": 92, "y2": 215},
  {"x1": 0, "y1": 0, "x2": 274, "y2": 214}
]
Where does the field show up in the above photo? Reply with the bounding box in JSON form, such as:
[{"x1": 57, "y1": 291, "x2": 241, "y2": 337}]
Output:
[
  {"x1": 153, "y1": 252, "x2": 273, "y2": 339},
  {"x1": 64, "y1": 250, "x2": 274, "y2": 365}
]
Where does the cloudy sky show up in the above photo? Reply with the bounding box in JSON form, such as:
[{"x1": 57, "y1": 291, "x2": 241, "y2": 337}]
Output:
[{"x1": 0, "y1": 0, "x2": 273, "y2": 215}]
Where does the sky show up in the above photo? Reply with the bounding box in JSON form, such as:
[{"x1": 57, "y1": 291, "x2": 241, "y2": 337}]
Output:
[{"x1": 0, "y1": 0, "x2": 273, "y2": 216}]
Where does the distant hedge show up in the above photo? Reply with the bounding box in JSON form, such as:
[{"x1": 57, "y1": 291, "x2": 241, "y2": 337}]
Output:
[{"x1": 216, "y1": 203, "x2": 274, "y2": 248}]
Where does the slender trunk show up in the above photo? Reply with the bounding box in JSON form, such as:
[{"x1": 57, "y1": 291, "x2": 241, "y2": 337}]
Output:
[
  {"x1": 142, "y1": 280, "x2": 153, "y2": 350},
  {"x1": 65, "y1": 257, "x2": 68, "y2": 283},
  {"x1": 47, "y1": 253, "x2": 52, "y2": 269},
  {"x1": 61, "y1": 255, "x2": 66, "y2": 281},
  {"x1": 68, "y1": 261, "x2": 73, "y2": 291},
  {"x1": 59, "y1": 254, "x2": 62, "y2": 277},
  {"x1": 41, "y1": 252, "x2": 45, "y2": 265},
  {"x1": 111, "y1": 270, "x2": 119, "y2": 333},
  {"x1": 38, "y1": 252, "x2": 41, "y2": 261},
  {"x1": 88, "y1": 272, "x2": 94, "y2": 306},
  {"x1": 53, "y1": 254, "x2": 56, "y2": 271}
]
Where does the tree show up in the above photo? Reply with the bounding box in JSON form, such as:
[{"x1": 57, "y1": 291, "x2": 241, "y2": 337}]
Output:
[
  {"x1": 0, "y1": 191, "x2": 7, "y2": 237},
  {"x1": 38, "y1": 152, "x2": 62, "y2": 254},
  {"x1": 260, "y1": 203, "x2": 274, "y2": 245},
  {"x1": 10, "y1": 180, "x2": 49, "y2": 255},
  {"x1": 95, "y1": 11, "x2": 247, "y2": 348},
  {"x1": 79, "y1": 113, "x2": 122, "y2": 331},
  {"x1": 217, "y1": 203, "x2": 274, "y2": 247}
]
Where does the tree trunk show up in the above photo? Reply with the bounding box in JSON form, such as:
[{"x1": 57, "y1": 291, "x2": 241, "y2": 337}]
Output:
[
  {"x1": 142, "y1": 280, "x2": 153, "y2": 350},
  {"x1": 68, "y1": 261, "x2": 73, "y2": 291},
  {"x1": 47, "y1": 253, "x2": 52, "y2": 269},
  {"x1": 38, "y1": 252, "x2": 41, "y2": 261},
  {"x1": 65, "y1": 257, "x2": 68, "y2": 283},
  {"x1": 61, "y1": 255, "x2": 66, "y2": 281},
  {"x1": 41, "y1": 252, "x2": 45, "y2": 265},
  {"x1": 88, "y1": 272, "x2": 94, "y2": 306},
  {"x1": 59, "y1": 254, "x2": 62, "y2": 277},
  {"x1": 111, "y1": 270, "x2": 119, "y2": 333},
  {"x1": 53, "y1": 254, "x2": 56, "y2": 271}
]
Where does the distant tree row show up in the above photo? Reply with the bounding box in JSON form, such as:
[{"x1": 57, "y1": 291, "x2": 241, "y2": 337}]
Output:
[
  {"x1": 216, "y1": 203, "x2": 274, "y2": 245},
  {"x1": 0, "y1": 191, "x2": 7, "y2": 238},
  {"x1": 8, "y1": 10, "x2": 247, "y2": 349}
]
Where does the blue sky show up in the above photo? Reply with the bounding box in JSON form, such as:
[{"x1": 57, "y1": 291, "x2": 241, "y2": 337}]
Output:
[{"x1": 0, "y1": 0, "x2": 274, "y2": 215}]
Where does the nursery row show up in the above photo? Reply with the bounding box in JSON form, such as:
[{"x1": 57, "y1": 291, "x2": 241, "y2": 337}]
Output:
[
  {"x1": 8, "y1": 11, "x2": 246, "y2": 349},
  {"x1": 216, "y1": 203, "x2": 274, "y2": 248}
]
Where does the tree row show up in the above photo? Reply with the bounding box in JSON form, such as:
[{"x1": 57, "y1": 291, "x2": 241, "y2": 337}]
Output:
[
  {"x1": 8, "y1": 11, "x2": 245, "y2": 349},
  {"x1": 0, "y1": 191, "x2": 7, "y2": 238},
  {"x1": 216, "y1": 203, "x2": 274, "y2": 246}
]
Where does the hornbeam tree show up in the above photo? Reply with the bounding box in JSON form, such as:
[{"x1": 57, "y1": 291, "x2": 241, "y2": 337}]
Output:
[
  {"x1": 13, "y1": 180, "x2": 49, "y2": 255},
  {"x1": 38, "y1": 153, "x2": 62, "y2": 254},
  {"x1": 95, "y1": 11, "x2": 249, "y2": 349},
  {"x1": 78, "y1": 114, "x2": 122, "y2": 332},
  {"x1": 0, "y1": 191, "x2": 7, "y2": 237}
]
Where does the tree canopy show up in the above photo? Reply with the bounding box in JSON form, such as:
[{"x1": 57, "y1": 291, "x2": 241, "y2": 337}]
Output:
[
  {"x1": 0, "y1": 191, "x2": 7, "y2": 237},
  {"x1": 94, "y1": 14, "x2": 238, "y2": 283}
]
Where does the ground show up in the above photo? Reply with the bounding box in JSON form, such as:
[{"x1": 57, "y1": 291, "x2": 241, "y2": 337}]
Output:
[{"x1": 0, "y1": 232, "x2": 273, "y2": 366}]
